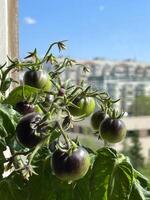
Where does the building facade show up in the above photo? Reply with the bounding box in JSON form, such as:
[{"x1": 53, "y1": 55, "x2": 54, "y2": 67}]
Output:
[{"x1": 63, "y1": 58, "x2": 150, "y2": 113}]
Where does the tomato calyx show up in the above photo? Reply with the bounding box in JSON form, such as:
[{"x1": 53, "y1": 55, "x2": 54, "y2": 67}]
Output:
[{"x1": 108, "y1": 108, "x2": 125, "y2": 120}]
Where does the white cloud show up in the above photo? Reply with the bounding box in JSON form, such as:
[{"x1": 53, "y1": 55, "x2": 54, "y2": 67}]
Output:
[
  {"x1": 24, "y1": 17, "x2": 37, "y2": 25},
  {"x1": 99, "y1": 5, "x2": 105, "y2": 12}
]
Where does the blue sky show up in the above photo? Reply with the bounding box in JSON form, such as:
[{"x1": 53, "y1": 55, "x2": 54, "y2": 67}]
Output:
[{"x1": 19, "y1": 0, "x2": 150, "y2": 61}]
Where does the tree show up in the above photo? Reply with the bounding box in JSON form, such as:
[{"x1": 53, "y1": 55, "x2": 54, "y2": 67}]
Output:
[
  {"x1": 130, "y1": 95, "x2": 150, "y2": 116},
  {"x1": 122, "y1": 131, "x2": 144, "y2": 169}
]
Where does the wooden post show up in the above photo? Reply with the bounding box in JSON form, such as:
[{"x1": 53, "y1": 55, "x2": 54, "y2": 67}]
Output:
[{"x1": 0, "y1": 0, "x2": 19, "y2": 80}]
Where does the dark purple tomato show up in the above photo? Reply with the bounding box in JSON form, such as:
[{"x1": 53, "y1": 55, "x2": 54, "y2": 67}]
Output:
[
  {"x1": 100, "y1": 117, "x2": 127, "y2": 143},
  {"x1": 14, "y1": 101, "x2": 35, "y2": 115},
  {"x1": 91, "y1": 110, "x2": 106, "y2": 131},
  {"x1": 23, "y1": 70, "x2": 52, "y2": 92},
  {"x1": 16, "y1": 113, "x2": 43, "y2": 148},
  {"x1": 51, "y1": 147, "x2": 90, "y2": 181}
]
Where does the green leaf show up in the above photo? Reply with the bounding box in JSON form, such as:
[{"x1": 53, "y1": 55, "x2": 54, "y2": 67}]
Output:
[
  {"x1": 90, "y1": 147, "x2": 134, "y2": 200},
  {"x1": 130, "y1": 179, "x2": 150, "y2": 200},
  {"x1": 0, "y1": 105, "x2": 19, "y2": 138},
  {"x1": 0, "y1": 179, "x2": 23, "y2": 200},
  {"x1": 73, "y1": 170, "x2": 92, "y2": 200},
  {"x1": 0, "y1": 104, "x2": 19, "y2": 138},
  {"x1": 0, "y1": 125, "x2": 8, "y2": 138},
  {"x1": 0, "y1": 146, "x2": 149, "y2": 200},
  {"x1": 129, "y1": 170, "x2": 150, "y2": 200},
  {"x1": 4, "y1": 85, "x2": 41, "y2": 106},
  {"x1": 22, "y1": 157, "x2": 73, "y2": 200},
  {"x1": 134, "y1": 170, "x2": 150, "y2": 189},
  {"x1": 0, "y1": 139, "x2": 6, "y2": 180}
]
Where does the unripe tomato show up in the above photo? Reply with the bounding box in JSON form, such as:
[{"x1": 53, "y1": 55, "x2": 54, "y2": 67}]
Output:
[
  {"x1": 23, "y1": 70, "x2": 52, "y2": 92},
  {"x1": 69, "y1": 97, "x2": 95, "y2": 117},
  {"x1": 100, "y1": 117, "x2": 127, "y2": 143},
  {"x1": 16, "y1": 113, "x2": 43, "y2": 148},
  {"x1": 34, "y1": 105, "x2": 43, "y2": 114},
  {"x1": 91, "y1": 111, "x2": 106, "y2": 130},
  {"x1": 51, "y1": 147, "x2": 90, "y2": 181}
]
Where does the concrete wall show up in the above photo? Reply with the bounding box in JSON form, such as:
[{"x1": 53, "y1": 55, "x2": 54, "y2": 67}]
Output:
[
  {"x1": 0, "y1": 0, "x2": 19, "y2": 81},
  {"x1": 0, "y1": 0, "x2": 8, "y2": 63}
]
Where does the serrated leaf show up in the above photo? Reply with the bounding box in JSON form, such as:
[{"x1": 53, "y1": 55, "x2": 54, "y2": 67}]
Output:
[
  {"x1": 0, "y1": 139, "x2": 6, "y2": 180},
  {"x1": 0, "y1": 125, "x2": 8, "y2": 137},
  {"x1": 22, "y1": 157, "x2": 73, "y2": 200},
  {"x1": 129, "y1": 170, "x2": 150, "y2": 200},
  {"x1": 134, "y1": 170, "x2": 150, "y2": 189},
  {"x1": 0, "y1": 104, "x2": 19, "y2": 138},
  {"x1": 4, "y1": 85, "x2": 41, "y2": 106},
  {"x1": 0, "y1": 179, "x2": 23, "y2": 200},
  {"x1": 129, "y1": 179, "x2": 150, "y2": 200},
  {"x1": 90, "y1": 147, "x2": 134, "y2": 200},
  {"x1": 73, "y1": 170, "x2": 92, "y2": 200}
]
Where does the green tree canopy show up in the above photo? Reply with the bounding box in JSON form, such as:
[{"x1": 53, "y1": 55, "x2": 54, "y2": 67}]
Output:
[{"x1": 130, "y1": 95, "x2": 150, "y2": 116}]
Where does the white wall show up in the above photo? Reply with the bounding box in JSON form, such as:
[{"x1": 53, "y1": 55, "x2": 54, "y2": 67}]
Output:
[
  {"x1": 0, "y1": 0, "x2": 8, "y2": 63},
  {"x1": 0, "y1": 0, "x2": 18, "y2": 64}
]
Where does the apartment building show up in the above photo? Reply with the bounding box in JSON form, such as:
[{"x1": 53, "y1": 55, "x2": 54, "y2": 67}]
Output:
[{"x1": 63, "y1": 58, "x2": 150, "y2": 112}]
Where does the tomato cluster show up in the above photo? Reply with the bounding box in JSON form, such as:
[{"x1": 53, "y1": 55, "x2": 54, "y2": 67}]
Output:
[{"x1": 4, "y1": 41, "x2": 127, "y2": 183}]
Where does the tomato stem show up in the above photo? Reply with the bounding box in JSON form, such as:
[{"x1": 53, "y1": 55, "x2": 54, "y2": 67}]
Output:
[
  {"x1": 104, "y1": 140, "x2": 109, "y2": 147},
  {"x1": 28, "y1": 133, "x2": 51, "y2": 164},
  {"x1": 57, "y1": 122, "x2": 71, "y2": 149}
]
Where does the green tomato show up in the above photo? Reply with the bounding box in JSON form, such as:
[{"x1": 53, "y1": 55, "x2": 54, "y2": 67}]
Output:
[
  {"x1": 69, "y1": 97, "x2": 95, "y2": 117},
  {"x1": 100, "y1": 117, "x2": 127, "y2": 143},
  {"x1": 23, "y1": 70, "x2": 52, "y2": 91},
  {"x1": 34, "y1": 105, "x2": 43, "y2": 114}
]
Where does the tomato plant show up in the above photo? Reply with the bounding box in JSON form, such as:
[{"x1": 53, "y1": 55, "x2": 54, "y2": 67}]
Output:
[{"x1": 0, "y1": 41, "x2": 149, "y2": 200}]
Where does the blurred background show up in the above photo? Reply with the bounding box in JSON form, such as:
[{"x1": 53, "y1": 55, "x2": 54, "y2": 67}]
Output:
[{"x1": 18, "y1": 0, "x2": 150, "y2": 179}]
